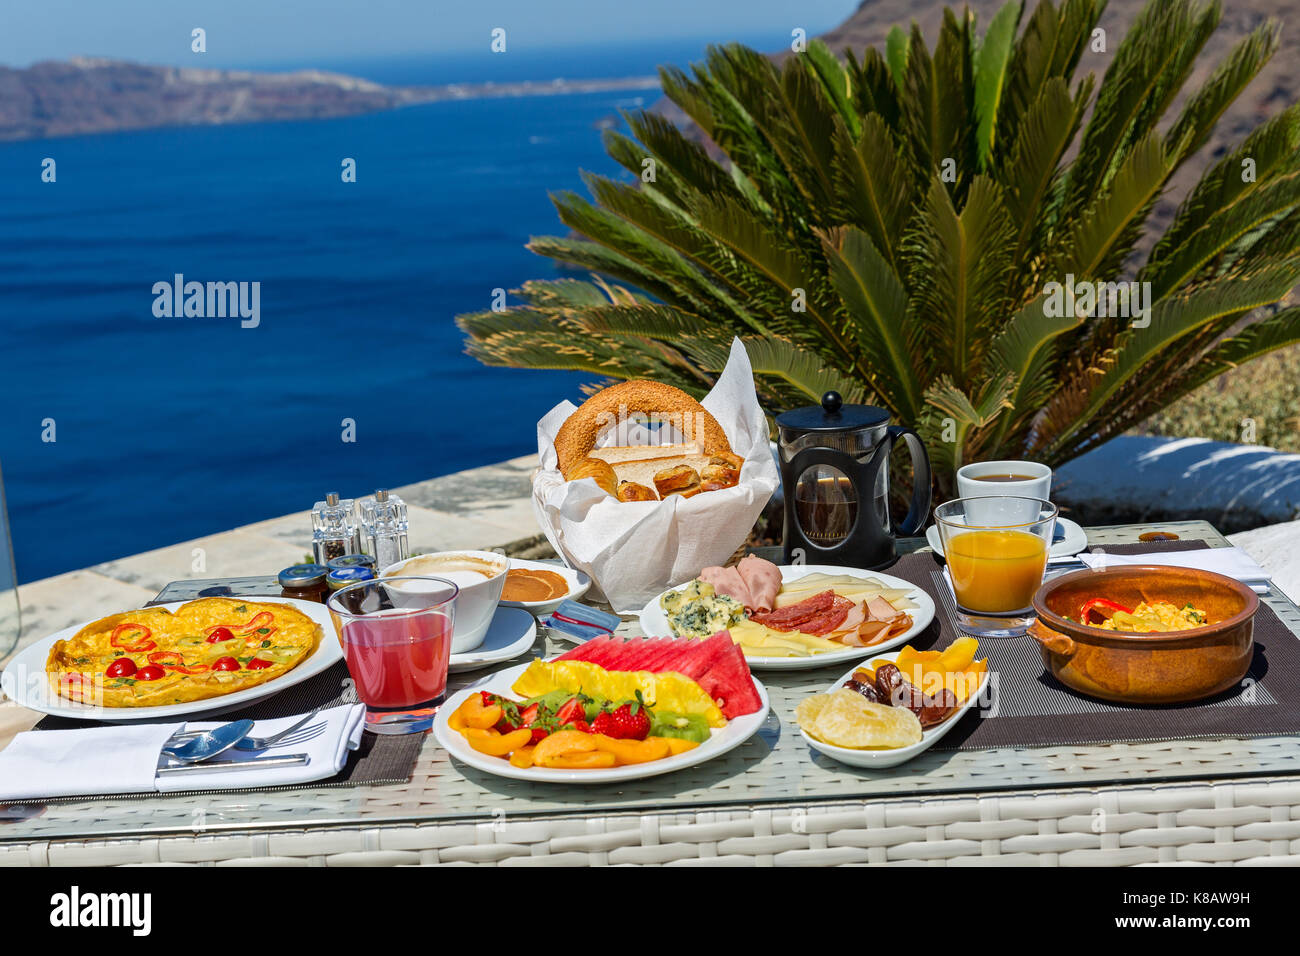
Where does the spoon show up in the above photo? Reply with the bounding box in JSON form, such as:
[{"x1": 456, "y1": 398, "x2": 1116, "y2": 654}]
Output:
[{"x1": 161, "y1": 718, "x2": 254, "y2": 764}]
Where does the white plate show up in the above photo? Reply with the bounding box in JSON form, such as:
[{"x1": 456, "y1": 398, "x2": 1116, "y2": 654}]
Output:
[
  {"x1": 799, "y1": 648, "x2": 990, "y2": 769},
  {"x1": 0, "y1": 598, "x2": 343, "y2": 722},
  {"x1": 448, "y1": 606, "x2": 538, "y2": 673},
  {"x1": 432, "y1": 659, "x2": 769, "y2": 784},
  {"x1": 927, "y1": 516, "x2": 1087, "y2": 558},
  {"x1": 498, "y1": 558, "x2": 591, "y2": 616},
  {"x1": 636, "y1": 564, "x2": 937, "y2": 671}
]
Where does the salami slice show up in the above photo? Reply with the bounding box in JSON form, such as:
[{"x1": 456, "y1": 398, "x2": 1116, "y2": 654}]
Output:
[
  {"x1": 797, "y1": 596, "x2": 856, "y2": 635},
  {"x1": 749, "y1": 590, "x2": 834, "y2": 629}
]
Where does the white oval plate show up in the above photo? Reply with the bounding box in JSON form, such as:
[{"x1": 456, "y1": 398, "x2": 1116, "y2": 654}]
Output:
[
  {"x1": 636, "y1": 564, "x2": 936, "y2": 671},
  {"x1": 926, "y1": 516, "x2": 1087, "y2": 559},
  {"x1": 0, "y1": 598, "x2": 343, "y2": 722},
  {"x1": 448, "y1": 606, "x2": 538, "y2": 673},
  {"x1": 498, "y1": 558, "x2": 591, "y2": 616},
  {"x1": 433, "y1": 659, "x2": 769, "y2": 784},
  {"x1": 799, "y1": 648, "x2": 990, "y2": 769}
]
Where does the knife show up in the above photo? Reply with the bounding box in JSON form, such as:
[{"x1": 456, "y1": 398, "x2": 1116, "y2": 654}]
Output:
[{"x1": 156, "y1": 753, "x2": 310, "y2": 776}]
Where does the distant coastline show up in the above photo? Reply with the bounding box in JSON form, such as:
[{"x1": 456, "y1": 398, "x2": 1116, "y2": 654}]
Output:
[{"x1": 0, "y1": 57, "x2": 660, "y2": 142}]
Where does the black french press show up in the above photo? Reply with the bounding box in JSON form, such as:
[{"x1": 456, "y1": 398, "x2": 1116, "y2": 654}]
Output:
[{"x1": 776, "y1": 391, "x2": 931, "y2": 569}]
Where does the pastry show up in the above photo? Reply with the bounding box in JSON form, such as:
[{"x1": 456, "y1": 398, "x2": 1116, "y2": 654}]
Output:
[
  {"x1": 654, "y1": 464, "x2": 702, "y2": 498},
  {"x1": 566, "y1": 457, "x2": 617, "y2": 497},
  {"x1": 552, "y1": 380, "x2": 741, "y2": 502},
  {"x1": 701, "y1": 452, "x2": 743, "y2": 486},
  {"x1": 616, "y1": 481, "x2": 658, "y2": 502},
  {"x1": 554, "y1": 381, "x2": 732, "y2": 478}
]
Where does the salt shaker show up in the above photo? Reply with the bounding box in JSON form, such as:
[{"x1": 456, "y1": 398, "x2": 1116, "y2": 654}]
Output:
[
  {"x1": 358, "y1": 489, "x2": 409, "y2": 572},
  {"x1": 311, "y1": 492, "x2": 360, "y2": 564}
]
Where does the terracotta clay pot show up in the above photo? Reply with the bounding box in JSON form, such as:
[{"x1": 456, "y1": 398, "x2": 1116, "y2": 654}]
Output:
[{"x1": 1030, "y1": 565, "x2": 1258, "y2": 705}]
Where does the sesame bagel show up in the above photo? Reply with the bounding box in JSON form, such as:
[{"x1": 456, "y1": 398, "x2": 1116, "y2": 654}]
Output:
[{"x1": 554, "y1": 381, "x2": 732, "y2": 478}]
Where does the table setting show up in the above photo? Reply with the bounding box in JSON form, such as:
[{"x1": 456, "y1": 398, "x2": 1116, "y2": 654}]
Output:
[{"x1": 0, "y1": 339, "x2": 1297, "y2": 867}]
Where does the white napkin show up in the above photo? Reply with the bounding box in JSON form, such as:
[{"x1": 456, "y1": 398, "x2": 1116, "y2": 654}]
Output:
[
  {"x1": 531, "y1": 338, "x2": 780, "y2": 612},
  {"x1": 0, "y1": 704, "x2": 365, "y2": 801},
  {"x1": 156, "y1": 703, "x2": 366, "y2": 793},
  {"x1": 0, "y1": 722, "x2": 179, "y2": 801},
  {"x1": 1076, "y1": 547, "x2": 1272, "y2": 593}
]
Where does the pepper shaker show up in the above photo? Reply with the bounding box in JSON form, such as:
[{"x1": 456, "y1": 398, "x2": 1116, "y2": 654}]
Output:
[{"x1": 311, "y1": 492, "x2": 360, "y2": 565}]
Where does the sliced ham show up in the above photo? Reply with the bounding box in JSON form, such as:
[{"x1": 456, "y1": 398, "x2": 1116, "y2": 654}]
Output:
[
  {"x1": 736, "y1": 555, "x2": 782, "y2": 613},
  {"x1": 699, "y1": 565, "x2": 754, "y2": 609},
  {"x1": 866, "y1": 596, "x2": 900, "y2": 622},
  {"x1": 827, "y1": 601, "x2": 866, "y2": 641}
]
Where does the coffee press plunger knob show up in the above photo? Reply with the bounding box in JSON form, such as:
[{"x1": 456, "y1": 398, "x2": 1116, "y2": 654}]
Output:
[{"x1": 821, "y1": 390, "x2": 842, "y2": 414}]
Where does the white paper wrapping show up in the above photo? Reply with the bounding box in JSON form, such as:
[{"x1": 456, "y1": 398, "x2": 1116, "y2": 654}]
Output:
[{"x1": 532, "y1": 338, "x2": 779, "y2": 612}]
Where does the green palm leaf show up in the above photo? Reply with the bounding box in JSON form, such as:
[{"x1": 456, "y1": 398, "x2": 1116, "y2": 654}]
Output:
[{"x1": 459, "y1": 0, "x2": 1300, "y2": 493}]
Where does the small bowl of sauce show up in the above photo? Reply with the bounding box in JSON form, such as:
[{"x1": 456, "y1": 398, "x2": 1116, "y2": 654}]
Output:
[{"x1": 498, "y1": 561, "x2": 590, "y2": 614}]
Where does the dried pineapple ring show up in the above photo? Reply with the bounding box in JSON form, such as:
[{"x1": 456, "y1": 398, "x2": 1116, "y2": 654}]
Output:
[{"x1": 798, "y1": 688, "x2": 923, "y2": 750}]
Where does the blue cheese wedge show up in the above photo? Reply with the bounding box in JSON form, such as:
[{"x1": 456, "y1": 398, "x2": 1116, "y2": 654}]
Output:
[{"x1": 661, "y1": 579, "x2": 745, "y2": 639}]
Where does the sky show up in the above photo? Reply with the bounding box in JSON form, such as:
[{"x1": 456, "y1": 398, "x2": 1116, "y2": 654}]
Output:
[{"x1": 0, "y1": 0, "x2": 857, "y2": 69}]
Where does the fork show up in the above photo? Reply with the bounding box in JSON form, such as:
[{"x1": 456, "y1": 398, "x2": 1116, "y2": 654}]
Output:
[{"x1": 174, "y1": 707, "x2": 324, "y2": 752}]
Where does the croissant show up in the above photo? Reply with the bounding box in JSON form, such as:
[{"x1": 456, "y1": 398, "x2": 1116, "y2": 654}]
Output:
[{"x1": 566, "y1": 457, "x2": 617, "y2": 497}]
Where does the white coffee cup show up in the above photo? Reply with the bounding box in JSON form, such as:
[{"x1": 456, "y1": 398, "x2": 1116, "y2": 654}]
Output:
[
  {"x1": 956, "y1": 460, "x2": 1053, "y2": 526},
  {"x1": 382, "y1": 550, "x2": 508, "y2": 653}
]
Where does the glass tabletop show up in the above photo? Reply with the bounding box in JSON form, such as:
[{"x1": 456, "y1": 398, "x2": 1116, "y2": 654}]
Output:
[{"x1": 4, "y1": 519, "x2": 1300, "y2": 844}]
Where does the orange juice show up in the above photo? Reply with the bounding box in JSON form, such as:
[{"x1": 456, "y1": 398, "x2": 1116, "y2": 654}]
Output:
[{"x1": 945, "y1": 530, "x2": 1047, "y2": 612}]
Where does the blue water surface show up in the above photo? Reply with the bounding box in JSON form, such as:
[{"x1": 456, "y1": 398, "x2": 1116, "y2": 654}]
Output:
[{"x1": 0, "y1": 81, "x2": 670, "y2": 582}]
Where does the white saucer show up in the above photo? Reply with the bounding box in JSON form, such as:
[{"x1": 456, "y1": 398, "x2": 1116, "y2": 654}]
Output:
[
  {"x1": 926, "y1": 515, "x2": 1087, "y2": 559},
  {"x1": 448, "y1": 606, "x2": 539, "y2": 673}
]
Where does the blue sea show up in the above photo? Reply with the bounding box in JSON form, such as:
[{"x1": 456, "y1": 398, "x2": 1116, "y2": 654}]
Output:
[{"x1": 0, "y1": 38, "x2": 779, "y2": 583}]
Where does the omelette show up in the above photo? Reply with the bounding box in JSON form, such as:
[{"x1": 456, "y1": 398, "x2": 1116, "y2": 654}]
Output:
[{"x1": 46, "y1": 598, "x2": 321, "y2": 708}]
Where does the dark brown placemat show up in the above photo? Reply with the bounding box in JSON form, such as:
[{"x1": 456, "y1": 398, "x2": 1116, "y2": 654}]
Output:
[
  {"x1": 881, "y1": 541, "x2": 1300, "y2": 749},
  {"x1": 32, "y1": 581, "x2": 424, "y2": 790}
]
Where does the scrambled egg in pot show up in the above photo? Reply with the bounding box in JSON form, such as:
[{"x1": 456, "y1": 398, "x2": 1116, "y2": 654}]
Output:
[
  {"x1": 46, "y1": 597, "x2": 320, "y2": 707},
  {"x1": 1096, "y1": 601, "x2": 1209, "y2": 633}
]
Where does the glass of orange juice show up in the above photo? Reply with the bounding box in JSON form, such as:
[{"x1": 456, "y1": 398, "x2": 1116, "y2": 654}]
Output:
[{"x1": 934, "y1": 496, "x2": 1058, "y2": 637}]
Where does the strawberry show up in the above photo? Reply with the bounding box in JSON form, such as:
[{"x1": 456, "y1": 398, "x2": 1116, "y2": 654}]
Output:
[
  {"x1": 553, "y1": 696, "x2": 586, "y2": 727},
  {"x1": 529, "y1": 727, "x2": 549, "y2": 744},
  {"x1": 593, "y1": 694, "x2": 651, "y2": 740},
  {"x1": 519, "y1": 703, "x2": 540, "y2": 727},
  {"x1": 570, "y1": 719, "x2": 593, "y2": 734}
]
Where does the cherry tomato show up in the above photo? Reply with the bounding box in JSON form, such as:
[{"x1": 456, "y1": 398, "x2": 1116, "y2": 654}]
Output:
[
  {"x1": 206, "y1": 626, "x2": 236, "y2": 643},
  {"x1": 134, "y1": 665, "x2": 166, "y2": 681},
  {"x1": 105, "y1": 658, "x2": 137, "y2": 679},
  {"x1": 246, "y1": 658, "x2": 273, "y2": 670},
  {"x1": 212, "y1": 657, "x2": 241, "y2": 671}
]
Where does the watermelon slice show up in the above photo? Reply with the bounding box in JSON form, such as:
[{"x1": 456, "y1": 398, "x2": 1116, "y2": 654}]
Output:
[
  {"x1": 555, "y1": 635, "x2": 613, "y2": 665},
  {"x1": 547, "y1": 631, "x2": 762, "y2": 720},
  {"x1": 608, "y1": 637, "x2": 656, "y2": 670}
]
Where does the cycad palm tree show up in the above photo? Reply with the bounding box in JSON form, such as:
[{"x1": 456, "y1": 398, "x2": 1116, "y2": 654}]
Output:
[{"x1": 458, "y1": 0, "x2": 1300, "y2": 493}]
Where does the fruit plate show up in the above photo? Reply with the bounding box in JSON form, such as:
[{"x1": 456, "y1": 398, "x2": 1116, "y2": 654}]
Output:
[
  {"x1": 799, "y1": 648, "x2": 990, "y2": 769},
  {"x1": 499, "y1": 558, "x2": 591, "y2": 616},
  {"x1": 432, "y1": 660, "x2": 770, "y2": 784},
  {"x1": 636, "y1": 564, "x2": 936, "y2": 671},
  {"x1": 0, "y1": 598, "x2": 343, "y2": 722}
]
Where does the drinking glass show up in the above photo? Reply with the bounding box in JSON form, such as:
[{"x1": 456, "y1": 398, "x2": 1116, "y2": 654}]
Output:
[
  {"x1": 934, "y1": 496, "x2": 1058, "y2": 637},
  {"x1": 327, "y1": 576, "x2": 458, "y2": 735}
]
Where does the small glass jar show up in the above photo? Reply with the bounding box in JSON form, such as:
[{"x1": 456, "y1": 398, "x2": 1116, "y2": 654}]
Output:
[
  {"x1": 326, "y1": 566, "x2": 376, "y2": 594},
  {"x1": 278, "y1": 564, "x2": 328, "y2": 603},
  {"x1": 327, "y1": 554, "x2": 376, "y2": 574}
]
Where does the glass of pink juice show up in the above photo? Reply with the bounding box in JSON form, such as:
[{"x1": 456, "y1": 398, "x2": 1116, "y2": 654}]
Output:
[{"x1": 327, "y1": 576, "x2": 458, "y2": 735}]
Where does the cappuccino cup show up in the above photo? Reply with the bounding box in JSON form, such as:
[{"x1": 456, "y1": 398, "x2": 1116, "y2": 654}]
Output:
[{"x1": 382, "y1": 550, "x2": 508, "y2": 653}]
